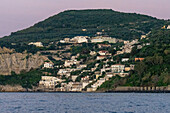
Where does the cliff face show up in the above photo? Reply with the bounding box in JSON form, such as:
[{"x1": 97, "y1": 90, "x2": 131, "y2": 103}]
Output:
[
  {"x1": 0, "y1": 53, "x2": 47, "y2": 75},
  {"x1": 0, "y1": 85, "x2": 26, "y2": 92},
  {"x1": 0, "y1": 47, "x2": 14, "y2": 54}
]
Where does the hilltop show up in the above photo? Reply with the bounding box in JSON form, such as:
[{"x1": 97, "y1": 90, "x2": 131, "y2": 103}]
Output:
[
  {"x1": 0, "y1": 9, "x2": 165, "y2": 43},
  {"x1": 0, "y1": 9, "x2": 169, "y2": 92}
]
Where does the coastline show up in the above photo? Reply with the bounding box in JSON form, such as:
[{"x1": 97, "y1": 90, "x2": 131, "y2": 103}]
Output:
[
  {"x1": 0, "y1": 85, "x2": 170, "y2": 93},
  {"x1": 0, "y1": 91, "x2": 170, "y2": 93}
]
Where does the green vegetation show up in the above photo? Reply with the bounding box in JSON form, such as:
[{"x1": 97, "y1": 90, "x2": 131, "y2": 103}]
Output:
[
  {"x1": 0, "y1": 10, "x2": 169, "y2": 91},
  {"x1": 126, "y1": 29, "x2": 170, "y2": 86},
  {"x1": 71, "y1": 70, "x2": 81, "y2": 75},
  {"x1": 98, "y1": 28, "x2": 170, "y2": 90},
  {"x1": 47, "y1": 56, "x2": 64, "y2": 66},
  {"x1": 71, "y1": 43, "x2": 93, "y2": 56},
  {"x1": 0, "y1": 9, "x2": 165, "y2": 44},
  {"x1": 99, "y1": 75, "x2": 125, "y2": 90},
  {"x1": 0, "y1": 70, "x2": 43, "y2": 89},
  {"x1": 75, "y1": 72, "x2": 90, "y2": 82}
]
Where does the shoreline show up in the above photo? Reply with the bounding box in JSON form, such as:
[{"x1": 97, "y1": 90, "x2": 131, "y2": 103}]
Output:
[
  {"x1": 1, "y1": 85, "x2": 170, "y2": 93},
  {"x1": 0, "y1": 90, "x2": 170, "y2": 93}
]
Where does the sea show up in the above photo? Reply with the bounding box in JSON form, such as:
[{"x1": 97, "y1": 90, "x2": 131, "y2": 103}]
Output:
[{"x1": 0, "y1": 93, "x2": 169, "y2": 113}]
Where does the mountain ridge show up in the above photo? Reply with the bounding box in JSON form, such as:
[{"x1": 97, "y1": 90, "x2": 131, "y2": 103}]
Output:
[{"x1": 0, "y1": 9, "x2": 165, "y2": 43}]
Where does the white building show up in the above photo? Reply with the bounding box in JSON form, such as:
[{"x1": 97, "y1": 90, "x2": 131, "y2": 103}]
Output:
[
  {"x1": 81, "y1": 76, "x2": 90, "y2": 81},
  {"x1": 71, "y1": 75, "x2": 79, "y2": 82},
  {"x1": 64, "y1": 60, "x2": 80, "y2": 67},
  {"x1": 137, "y1": 45, "x2": 143, "y2": 49},
  {"x1": 39, "y1": 76, "x2": 63, "y2": 88},
  {"x1": 72, "y1": 36, "x2": 88, "y2": 43},
  {"x1": 141, "y1": 35, "x2": 147, "y2": 39},
  {"x1": 60, "y1": 40, "x2": 65, "y2": 43},
  {"x1": 116, "y1": 51, "x2": 124, "y2": 55},
  {"x1": 57, "y1": 68, "x2": 77, "y2": 76},
  {"x1": 28, "y1": 42, "x2": 43, "y2": 47},
  {"x1": 91, "y1": 78, "x2": 106, "y2": 91},
  {"x1": 96, "y1": 56, "x2": 106, "y2": 60},
  {"x1": 90, "y1": 51, "x2": 97, "y2": 56},
  {"x1": 91, "y1": 38, "x2": 103, "y2": 43},
  {"x1": 64, "y1": 38, "x2": 70, "y2": 43},
  {"x1": 122, "y1": 58, "x2": 129, "y2": 62},
  {"x1": 167, "y1": 25, "x2": 170, "y2": 29},
  {"x1": 124, "y1": 41, "x2": 130, "y2": 44},
  {"x1": 106, "y1": 72, "x2": 114, "y2": 78},
  {"x1": 82, "y1": 82, "x2": 89, "y2": 89},
  {"x1": 71, "y1": 82, "x2": 83, "y2": 92},
  {"x1": 111, "y1": 64, "x2": 125, "y2": 73},
  {"x1": 77, "y1": 64, "x2": 87, "y2": 69},
  {"x1": 91, "y1": 36, "x2": 117, "y2": 43},
  {"x1": 57, "y1": 69, "x2": 68, "y2": 76},
  {"x1": 98, "y1": 51, "x2": 109, "y2": 55},
  {"x1": 82, "y1": 29, "x2": 87, "y2": 31},
  {"x1": 44, "y1": 62, "x2": 53, "y2": 68}
]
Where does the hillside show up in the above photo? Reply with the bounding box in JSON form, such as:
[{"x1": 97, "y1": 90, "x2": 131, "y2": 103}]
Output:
[
  {"x1": 0, "y1": 9, "x2": 169, "y2": 91},
  {"x1": 99, "y1": 27, "x2": 170, "y2": 91},
  {"x1": 0, "y1": 9, "x2": 165, "y2": 43}
]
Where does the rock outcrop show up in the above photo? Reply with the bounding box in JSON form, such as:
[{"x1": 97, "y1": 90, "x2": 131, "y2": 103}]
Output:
[
  {"x1": 0, "y1": 53, "x2": 48, "y2": 75},
  {"x1": 0, "y1": 47, "x2": 14, "y2": 54},
  {"x1": 0, "y1": 85, "x2": 26, "y2": 92}
]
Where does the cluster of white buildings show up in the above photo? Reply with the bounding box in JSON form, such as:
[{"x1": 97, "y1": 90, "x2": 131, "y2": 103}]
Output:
[
  {"x1": 88, "y1": 78, "x2": 106, "y2": 91},
  {"x1": 116, "y1": 39, "x2": 139, "y2": 55},
  {"x1": 43, "y1": 62, "x2": 53, "y2": 68},
  {"x1": 39, "y1": 76, "x2": 63, "y2": 89},
  {"x1": 60, "y1": 36, "x2": 89, "y2": 43},
  {"x1": 64, "y1": 59, "x2": 81, "y2": 67},
  {"x1": 40, "y1": 57, "x2": 135, "y2": 91},
  {"x1": 28, "y1": 42, "x2": 43, "y2": 47},
  {"x1": 86, "y1": 63, "x2": 135, "y2": 91},
  {"x1": 38, "y1": 32, "x2": 151, "y2": 92},
  {"x1": 59, "y1": 36, "x2": 117, "y2": 44},
  {"x1": 91, "y1": 36, "x2": 117, "y2": 43}
]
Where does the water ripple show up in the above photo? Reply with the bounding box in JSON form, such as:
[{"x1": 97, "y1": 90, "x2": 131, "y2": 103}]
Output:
[{"x1": 0, "y1": 93, "x2": 169, "y2": 113}]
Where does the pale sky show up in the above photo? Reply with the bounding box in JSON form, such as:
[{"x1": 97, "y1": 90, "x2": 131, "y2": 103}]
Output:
[{"x1": 0, "y1": 0, "x2": 170, "y2": 37}]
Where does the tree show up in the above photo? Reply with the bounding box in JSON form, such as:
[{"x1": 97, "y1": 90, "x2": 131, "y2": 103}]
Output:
[
  {"x1": 135, "y1": 62, "x2": 147, "y2": 77},
  {"x1": 131, "y1": 46, "x2": 138, "y2": 56}
]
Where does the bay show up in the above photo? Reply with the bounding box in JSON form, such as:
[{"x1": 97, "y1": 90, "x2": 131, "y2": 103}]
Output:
[{"x1": 0, "y1": 93, "x2": 169, "y2": 113}]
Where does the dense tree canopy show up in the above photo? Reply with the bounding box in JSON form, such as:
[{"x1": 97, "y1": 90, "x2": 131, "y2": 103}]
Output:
[{"x1": 0, "y1": 9, "x2": 165, "y2": 44}]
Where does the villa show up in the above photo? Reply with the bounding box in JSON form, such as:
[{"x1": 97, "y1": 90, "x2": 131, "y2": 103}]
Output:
[{"x1": 28, "y1": 42, "x2": 43, "y2": 47}]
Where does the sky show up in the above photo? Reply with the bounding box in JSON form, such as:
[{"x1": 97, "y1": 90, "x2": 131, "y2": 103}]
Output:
[{"x1": 0, "y1": 0, "x2": 170, "y2": 37}]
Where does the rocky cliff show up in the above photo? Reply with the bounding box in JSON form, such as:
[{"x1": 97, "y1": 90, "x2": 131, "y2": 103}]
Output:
[
  {"x1": 0, "y1": 47, "x2": 14, "y2": 54},
  {"x1": 0, "y1": 85, "x2": 26, "y2": 92},
  {"x1": 0, "y1": 53, "x2": 48, "y2": 75}
]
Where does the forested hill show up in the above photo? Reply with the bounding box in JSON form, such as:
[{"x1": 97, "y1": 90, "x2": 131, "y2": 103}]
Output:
[
  {"x1": 1, "y1": 9, "x2": 165, "y2": 43},
  {"x1": 99, "y1": 28, "x2": 170, "y2": 90}
]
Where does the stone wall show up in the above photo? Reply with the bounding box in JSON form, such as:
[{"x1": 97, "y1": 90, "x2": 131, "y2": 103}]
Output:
[{"x1": 114, "y1": 86, "x2": 169, "y2": 91}]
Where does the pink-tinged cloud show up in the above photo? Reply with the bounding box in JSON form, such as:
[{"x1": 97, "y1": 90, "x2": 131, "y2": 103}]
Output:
[{"x1": 0, "y1": 0, "x2": 169, "y2": 37}]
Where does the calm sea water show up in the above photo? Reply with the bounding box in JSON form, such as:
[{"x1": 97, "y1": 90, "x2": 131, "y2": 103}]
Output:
[{"x1": 0, "y1": 93, "x2": 169, "y2": 113}]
